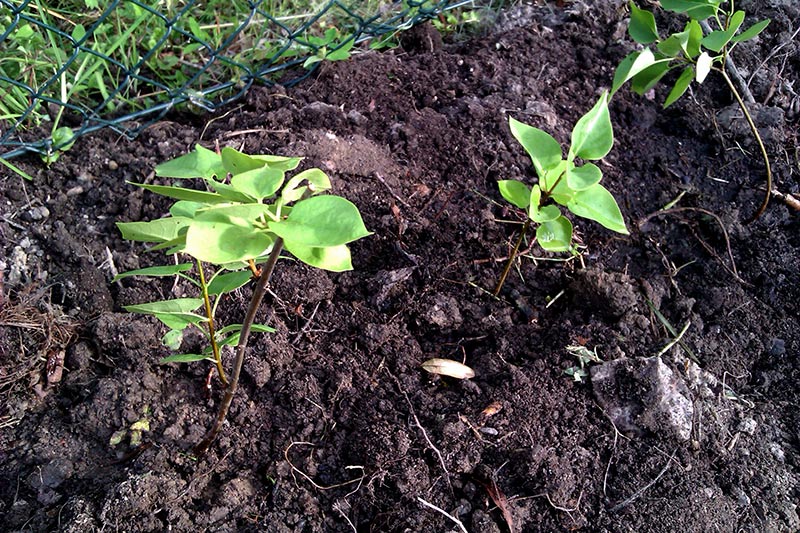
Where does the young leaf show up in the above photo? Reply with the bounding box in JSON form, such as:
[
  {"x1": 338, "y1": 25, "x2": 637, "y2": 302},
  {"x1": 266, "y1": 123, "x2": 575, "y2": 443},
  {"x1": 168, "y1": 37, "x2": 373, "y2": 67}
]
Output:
[
  {"x1": 566, "y1": 163, "x2": 603, "y2": 191},
  {"x1": 631, "y1": 61, "x2": 674, "y2": 94},
  {"x1": 124, "y1": 298, "x2": 207, "y2": 330},
  {"x1": 252, "y1": 154, "x2": 303, "y2": 172},
  {"x1": 657, "y1": 29, "x2": 691, "y2": 57},
  {"x1": 696, "y1": 52, "x2": 713, "y2": 83},
  {"x1": 730, "y1": 19, "x2": 770, "y2": 43},
  {"x1": 661, "y1": 0, "x2": 722, "y2": 20},
  {"x1": 117, "y1": 217, "x2": 191, "y2": 243},
  {"x1": 498, "y1": 180, "x2": 531, "y2": 209},
  {"x1": 282, "y1": 168, "x2": 332, "y2": 202},
  {"x1": 536, "y1": 216, "x2": 573, "y2": 252},
  {"x1": 216, "y1": 323, "x2": 276, "y2": 336},
  {"x1": 112, "y1": 263, "x2": 193, "y2": 282},
  {"x1": 185, "y1": 204, "x2": 275, "y2": 264},
  {"x1": 162, "y1": 329, "x2": 184, "y2": 350},
  {"x1": 567, "y1": 184, "x2": 629, "y2": 234},
  {"x1": 160, "y1": 353, "x2": 215, "y2": 364},
  {"x1": 169, "y1": 201, "x2": 204, "y2": 218},
  {"x1": 134, "y1": 183, "x2": 226, "y2": 204},
  {"x1": 230, "y1": 165, "x2": 285, "y2": 201},
  {"x1": 268, "y1": 195, "x2": 371, "y2": 247},
  {"x1": 569, "y1": 92, "x2": 613, "y2": 161},
  {"x1": 701, "y1": 11, "x2": 745, "y2": 52},
  {"x1": 283, "y1": 242, "x2": 354, "y2": 272},
  {"x1": 686, "y1": 19, "x2": 703, "y2": 58},
  {"x1": 530, "y1": 204, "x2": 561, "y2": 224},
  {"x1": 221, "y1": 146, "x2": 268, "y2": 174},
  {"x1": 628, "y1": 2, "x2": 659, "y2": 44},
  {"x1": 612, "y1": 49, "x2": 666, "y2": 95},
  {"x1": 664, "y1": 66, "x2": 695, "y2": 108},
  {"x1": 207, "y1": 270, "x2": 253, "y2": 295},
  {"x1": 155, "y1": 144, "x2": 225, "y2": 179},
  {"x1": 508, "y1": 117, "x2": 562, "y2": 177}
]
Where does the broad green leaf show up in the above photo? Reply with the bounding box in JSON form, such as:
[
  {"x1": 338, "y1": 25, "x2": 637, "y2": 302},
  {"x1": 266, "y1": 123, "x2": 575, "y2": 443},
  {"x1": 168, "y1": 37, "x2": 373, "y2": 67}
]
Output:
[
  {"x1": 701, "y1": 11, "x2": 745, "y2": 52},
  {"x1": 282, "y1": 168, "x2": 333, "y2": 202},
  {"x1": 567, "y1": 184, "x2": 629, "y2": 234},
  {"x1": 696, "y1": 52, "x2": 713, "y2": 83},
  {"x1": 498, "y1": 180, "x2": 531, "y2": 209},
  {"x1": 541, "y1": 162, "x2": 574, "y2": 205},
  {"x1": 631, "y1": 61, "x2": 674, "y2": 94},
  {"x1": 160, "y1": 353, "x2": 215, "y2": 364},
  {"x1": 566, "y1": 163, "x2": 603, "y2": 191},
  {"x1": 686, "y1": 19, "x2": 703, "y2": 58},
  {"x1": 112, "y1": 263, "x2": 193, "y2": 282},
  {"x1": 169, "y1": 201, "x2": 204, "y2": 218},
  {"x1": 252, "y1": 155, "x2": 302, "y2": 172},
  {"x1": 185, "y1": 204, "x2": 274, "y2": 264},
  {"x1": 612, "y1": 49, "x2": 668, "y2": 95},
  {"x1": 217, "y1": 324, "x2": 275, "y2": 347},
  {"x1": 207, "y1": 270, "x2": 253, "y2": 295},
  {"x1": 210, "y1": 181, "x2": 258, "y2": 203},
  {"x1": 221, "y1": 146, "x2": 267, "y2": 174},
  {"x1": 117, "y1": 217, "x2": 191, "y2": 243},
  {"x1": 162, "y1": 329, "x2": 184, "y2": 350},
  {"x1": 284, "y1": 241, "x2": 354, "y2": 271},
  {"x1": 664, "y1": 66, "x2": 695, "y2": 108},
  {"x1": 268, "y1": 195, "x2": 371, "y2": 247},
  {"x1": 661, "y1": 0, "x2": 722, "y2": 20},
  {"x1": 530, "y1": 204, "x2": 561, "y2": 224},
  {"x1": 230, "y1": 165, "x2": 285, "y2": 201},
  {"x1": 149, "y1": 233, "x2": 187, "y2": 253},
  {"x1": 569, "y1": 92, "x2": 613, "y2": 161},
  {"x1": 536, "y1": 216, "x2": 573, "y2": 252},
  {"x1": 657, "y1": 29, "x2": 691, "y2": 57},
  {"x1": 730, "y1": 19, "x2": 770, "y2": 43},
  {"x1": 509, "y1": 117, "x2": 562, "y2": 177},
  {"x1": 326, "y1": 38, "x2": 355, "y2": 61},
  {"x1": 124, "y1": 298, "x2": 206, "y2": 330},
  {"x1": 629, "y1": 2, "x2": 659, "y2": 44},
  {"x1": 155, "y1": 145, "x2": 225, "y2": 179},
  {"x1": 134, "y1": 183, "x2": 226, "y2": 204}
]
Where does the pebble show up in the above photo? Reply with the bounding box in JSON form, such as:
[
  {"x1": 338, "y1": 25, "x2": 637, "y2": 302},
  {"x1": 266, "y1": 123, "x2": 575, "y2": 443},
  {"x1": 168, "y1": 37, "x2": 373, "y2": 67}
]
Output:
[
  {"x1": 66, "y1": 185, "x2": 85, "y2": 197},
  {"x1": 768, "y1": 442, "x2": 785, "y2": 463},
  {"x1": 737, "y1": 417, "x2": 757, "y2": 435},
  {"x1": 107, "y1": 160, "x2": 118, "y2": 170},
  {"x1": 26, "y1": 206, "x2": 50, "y2": 221}
]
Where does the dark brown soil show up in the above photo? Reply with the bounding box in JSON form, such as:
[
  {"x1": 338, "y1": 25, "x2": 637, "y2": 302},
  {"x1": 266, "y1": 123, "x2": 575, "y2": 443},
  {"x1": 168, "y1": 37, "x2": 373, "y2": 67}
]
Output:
[{"x1": 1, "y1": 2, "x2": 798, "y2": 532}]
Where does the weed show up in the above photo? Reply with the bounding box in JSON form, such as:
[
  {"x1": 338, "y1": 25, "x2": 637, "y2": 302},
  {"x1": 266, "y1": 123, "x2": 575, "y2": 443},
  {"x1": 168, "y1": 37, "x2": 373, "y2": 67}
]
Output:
[
  {"x1": 613, "y1": 1, "x2": 772, "y2": 221},
  {"x1": 495, "y1": 92, "x2": 629, "y2": 294},
  {"x1": 115, "y1": 144, "x2": 370, "y2": 453}
]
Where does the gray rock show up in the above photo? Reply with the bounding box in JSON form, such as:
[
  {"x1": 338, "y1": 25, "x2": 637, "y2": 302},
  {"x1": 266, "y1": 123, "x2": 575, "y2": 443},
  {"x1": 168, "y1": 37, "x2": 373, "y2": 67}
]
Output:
[{"x1": 591, "y1": 356, "x2": 694, "y2": 441}]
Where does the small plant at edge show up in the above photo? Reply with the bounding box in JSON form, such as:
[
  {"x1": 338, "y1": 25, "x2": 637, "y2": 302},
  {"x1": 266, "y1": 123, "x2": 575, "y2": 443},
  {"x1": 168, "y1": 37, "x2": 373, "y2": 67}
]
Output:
[
  {"x1": 115, "y1": 144, "x2": 371, "y2": 453},
  {"x1": 495, "y1": 91, "x2": 629, "y2": 294}
]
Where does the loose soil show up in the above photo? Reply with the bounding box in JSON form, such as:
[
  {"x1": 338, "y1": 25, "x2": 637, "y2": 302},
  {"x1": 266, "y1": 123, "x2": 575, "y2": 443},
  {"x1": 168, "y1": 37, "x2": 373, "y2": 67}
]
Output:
[{"x1": 1, "y1": 1, "x2": 799, "y2": 532}]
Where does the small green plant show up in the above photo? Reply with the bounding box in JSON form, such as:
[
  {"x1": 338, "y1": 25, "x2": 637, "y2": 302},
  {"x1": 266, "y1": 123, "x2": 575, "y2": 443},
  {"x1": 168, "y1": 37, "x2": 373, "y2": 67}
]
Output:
[
  {"x1": 495, "y1": 91, "x2": 629, "y2": 294},
  {"x1": 115, "y1": 144, "x2": 370, "y2": 453},
  {"x1": 564, "y1": 345, "x2": 603, "y2": 383},
  {"x1": 301, "y1": 27, "x2": 356, "y2": 69},
  {"x1": 612, "y1": 1, "x2": 772, "y2": 221}
]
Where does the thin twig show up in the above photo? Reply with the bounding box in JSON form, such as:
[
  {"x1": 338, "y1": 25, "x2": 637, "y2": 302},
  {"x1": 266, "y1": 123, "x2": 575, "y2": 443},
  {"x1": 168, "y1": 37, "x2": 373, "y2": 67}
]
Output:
[
  {"x1": 284, "y1": 441, "x2": 365, "y2": 491},
  {"x1": 417, "y1": 497, "x2": 468, "y2": 533},
  {"x1": 494, "y1": 219, "x2": 531, "y2": 295},
  {"x1": 608, "y1": 448, "x2": 677, "y2": 513}
]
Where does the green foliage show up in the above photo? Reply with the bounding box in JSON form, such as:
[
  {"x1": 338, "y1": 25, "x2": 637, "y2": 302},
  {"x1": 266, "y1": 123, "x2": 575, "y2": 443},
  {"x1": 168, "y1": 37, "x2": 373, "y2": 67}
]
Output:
[
  {"x1": 301, "y1": 27, "x2": 356, "y2": 69},
  {"x1": 116, "y1": 145, "x2": 370, "y2": 373},
  {"x1": 613, "y1": 1, "x2": 770, "y2": 108},
  {"x1": 499, "y1": 92, "x2": 628, "y2": 255}
]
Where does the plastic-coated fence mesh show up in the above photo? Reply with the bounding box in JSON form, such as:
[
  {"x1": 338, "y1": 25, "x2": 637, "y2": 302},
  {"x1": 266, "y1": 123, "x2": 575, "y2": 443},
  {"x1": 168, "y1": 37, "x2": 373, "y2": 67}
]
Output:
[{"x1": 0, "y1": 0, "x2": 475, "y2": 160}]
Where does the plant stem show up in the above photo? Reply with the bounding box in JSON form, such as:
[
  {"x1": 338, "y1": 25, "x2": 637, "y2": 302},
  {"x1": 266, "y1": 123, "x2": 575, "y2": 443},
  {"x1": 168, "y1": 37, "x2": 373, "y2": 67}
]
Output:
[
  {"x1": 194, "y1": 238, "x2": 284, "y2": 455},
  {"x1": 197, "y1": 260, "x2": 228, "y2": 386},
  {"x1": 719, "y1": 69, "x2": 772, "y2": 222},
  {"x1": 494, "y1": 219, "x2": 531, "y2": 296}
]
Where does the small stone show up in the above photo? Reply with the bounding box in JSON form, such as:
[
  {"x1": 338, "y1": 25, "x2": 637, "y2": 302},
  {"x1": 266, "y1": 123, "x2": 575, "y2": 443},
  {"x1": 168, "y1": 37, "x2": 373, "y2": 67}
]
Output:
[
  {"x1": 737, "y1": 418, "x2": 757, "y2": 435},
  {"x1": 768, "y1": 442, "x2": 785, "y2": 463},
  {"x1": 107, "y1": 160, "x2": 118, "y2": 170},
  {"x1": 66, "y1": 186, "x2": 85, "y2": 197},
  {"x1": 769, "y1": 338, "x2": 786, "y2": 356},
  {"x1": 731, "y1": 486, "x2": 750, "y2": 507}
]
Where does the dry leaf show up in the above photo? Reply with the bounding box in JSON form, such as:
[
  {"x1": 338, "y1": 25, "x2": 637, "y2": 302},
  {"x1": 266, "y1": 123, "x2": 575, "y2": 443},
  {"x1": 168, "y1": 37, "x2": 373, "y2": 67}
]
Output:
[{"x1": 421, "y1": 358, "x2": 475, "y2": 379}]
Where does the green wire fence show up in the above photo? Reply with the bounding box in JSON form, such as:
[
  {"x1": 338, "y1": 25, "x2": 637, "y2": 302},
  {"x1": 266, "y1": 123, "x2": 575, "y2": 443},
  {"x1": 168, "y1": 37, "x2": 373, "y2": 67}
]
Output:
[{"x1": 0, "y1": 0, "x2": 476, "y2": 160}]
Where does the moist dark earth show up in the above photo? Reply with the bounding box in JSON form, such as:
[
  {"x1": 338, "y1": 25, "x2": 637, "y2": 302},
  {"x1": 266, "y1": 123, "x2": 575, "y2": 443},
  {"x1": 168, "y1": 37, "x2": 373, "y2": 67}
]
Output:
[{"x1": 1, "y1": 1, "x2": 799, "y2": 531}]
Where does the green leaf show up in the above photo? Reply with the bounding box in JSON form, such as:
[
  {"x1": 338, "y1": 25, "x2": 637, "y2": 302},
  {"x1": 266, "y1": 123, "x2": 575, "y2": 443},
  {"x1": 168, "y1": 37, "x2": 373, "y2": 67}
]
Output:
[
  {"x1": 696, "y1": 52, "x2": 713, "y2": 83},
  {"x1": 209, "y1": 181, "x2": 259, "y2": 203},
  {"x1": 686, "y1": 19, "x2": 703, "y2": 58},
  {"x1": 112, "y1": 263, "x2": 193, "y2": 282},
  {"x1": 185, "y1": 204, "x2": 275, "y2": 264},
  {"x1": 536, "y1": 216, "x2": 573, "y2": 252},
  {"x1": 612, "y1": 49, "x2": 668, "y2": 95},
  {"x1": 283, "y1": 242, "x2": 354, "y2": 272},
  {"x1": 661, "y1": 0, "x2": 722, "y2": 20},
  {"x1": 252, "y1": 155, "x2": 303, "y2": 172},
  {"x1": 326, "y1": 38, "x2": 355, "y2": 61},
  {"x1": 508, "y1": 117, "x2": 562, "y2": 177},
  {"x1": 567, "y1": 184, "x2": 629, "y2": 234},
  {"x1": 657, "y1": 29, "x2": 691, "y2": 57},
  {"x1": 281, "y1": 168, "x2": 333, "y2": 204},
  {"x1": 566, "y1": 163, "x2": 603, "y2": 191},
  {"x1": 216, "y1": 323, "x2": 275, "y2": 347},
  {"x1": 701, "y1": 11, "x2": 745, "y2": 52},
  {"x1": 162, "y1": 329, "x2": 184, "y2": 350},
  {"x1": 268, "y1": 195, "x2": 371, "y2": 247},
  {"x1": 664, "y1": 66, "x2": 695, "y2": 108},
  {"x1": 221, "y1": 146, "x2": 267, "y2": 174},
  {"x1": 730, "y1": 19, "x2": 770, "y2": 43},
  {"x1": 169, "y1": 201, "x2": 204, "y2": 218},
  {"x1": 541, "y1": 162, "x2": 574, "y2": 206},
  {"x1": 155, "y1": 145, "x2": 226, "y2": 180},
  {"x1": 230, "y1": 165, "x2": 285, "y2": 201},
  {"x1": 159, "y1": 353, "x2": 215, "y2": 364},
  {"x1": 631, "y1": 61, "x2": 674, "y2": 94},
  {"x1": 124, "y1": 298, "x2": 206, "y2": 330},
  {"x1": 134, "y1": 183, "x2": 226, "y2": 204},
  {"x1": 528, "y1": 185, "x2": 560, "y2": 222},
  {"x1": 628, "y1": 2, "x2": 659, "y2": 44},
  {"x1": 498, "y1": 180, "x2": 531, "y2": 209},
  {"x1": 207, "y1": 270, "x2": 252, "y2": 295},
  {"x1": 117, "y1": 217, "x2": 191, "y2": 243},
  {"x1": 569, "y1": 92, "x2": 613, "y2": 161}
]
